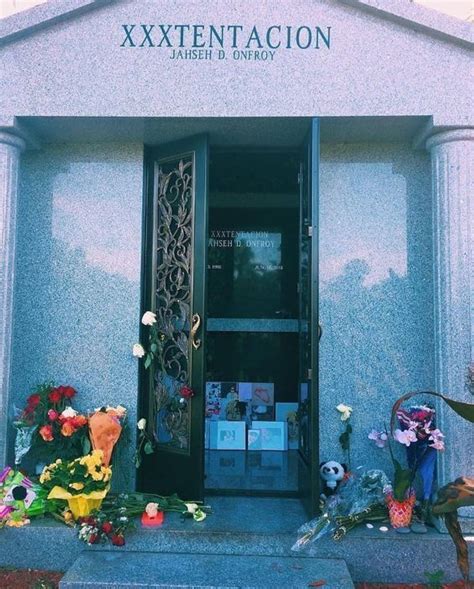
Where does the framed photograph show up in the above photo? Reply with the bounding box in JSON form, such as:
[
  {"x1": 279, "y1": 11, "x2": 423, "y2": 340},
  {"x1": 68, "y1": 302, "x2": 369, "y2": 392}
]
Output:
[
  {"x1": 275, "y1": 402, "x2": 299, "y2": 450},
  {"x1": 211, "y1": 421, "x2": 246, "y2": 450},
  {"x1": 238, "y1": 382, "x2": 253, "y2": 402},
  {"x1": 251, "y1": 421, "x2": 288, "y2": 451},
  {"x1": 251, "y1": 383, "x2": 274, "y2": 407},
  {"x1": 205, "y1": 382, "x2": 222, "y2": 419},
  {"x1": 219, "y1": 382, "x2": 239, "y2": 420},
  {"x1": 250, "y1": 404, "x2": 274, "y2": 421},
  {"x1": 247, "y1": 428, "x2": 262, "y2": 451}
]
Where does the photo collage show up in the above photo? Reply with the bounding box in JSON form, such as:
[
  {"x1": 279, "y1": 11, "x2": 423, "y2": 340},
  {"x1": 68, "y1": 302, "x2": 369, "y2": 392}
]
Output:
[{"x1": 205, "y1": 382, "x2": 299, "y2": 451}]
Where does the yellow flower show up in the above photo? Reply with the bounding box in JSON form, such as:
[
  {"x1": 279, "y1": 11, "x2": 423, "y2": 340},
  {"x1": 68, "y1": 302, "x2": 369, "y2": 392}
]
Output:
[
  {"x1": 102, "y1": 467, "x2": 112, "y2": 481},
  {"x1": 63, "y1": 510, "x2": 74, "y2": 523},
  {"x1": 69, "y1": 482, "x2": 84, "y2": 491},
  {"x1": 91, "y1": 470, "x2": 104, "y2": 481},
  {"x1": 39, "y1": 470, "x2": 51, "y2": 484}
]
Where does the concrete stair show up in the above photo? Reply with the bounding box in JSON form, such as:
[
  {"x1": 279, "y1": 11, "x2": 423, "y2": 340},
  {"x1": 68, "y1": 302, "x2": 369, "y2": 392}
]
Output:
[
  {"x1": 59, "y1": 551, "x2": 354, "y2": 588},
  {"x1": 1, "y1": 497, "x2": 472, "y2": 585}
]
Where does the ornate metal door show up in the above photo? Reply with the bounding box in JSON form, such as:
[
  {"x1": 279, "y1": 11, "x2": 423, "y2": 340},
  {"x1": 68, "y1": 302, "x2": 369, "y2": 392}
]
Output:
[
  {"x1": 298, "y1": 119, "x2": 320, "y2": 516},
  {"x1": 139, "y1": 135, "x2": 208, "y2": 501}
]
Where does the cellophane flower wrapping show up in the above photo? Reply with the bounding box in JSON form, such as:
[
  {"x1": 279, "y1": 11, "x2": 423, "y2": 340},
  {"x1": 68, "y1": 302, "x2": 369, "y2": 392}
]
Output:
[{"x1": 292, "y1": 469, "x2": 390, "y2": 552}]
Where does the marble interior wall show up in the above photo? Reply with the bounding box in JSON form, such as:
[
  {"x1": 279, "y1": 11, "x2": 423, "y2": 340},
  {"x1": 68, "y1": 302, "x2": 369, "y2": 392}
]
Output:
[
  {"x1": 11, "y1": 143, "x2": 144, "y2": 489},
  {"x1": 319, "y1": 143, "x2": 435, "y2": 472}
]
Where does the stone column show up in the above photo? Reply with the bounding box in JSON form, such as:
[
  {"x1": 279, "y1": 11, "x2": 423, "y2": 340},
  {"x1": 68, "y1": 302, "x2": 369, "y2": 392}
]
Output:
[
  {"x1": 426, "y1": 128, "x2": 474, "y2": 527},
  {"x1": 0, "y1": 130, "x2": 25, "y2": 466}
]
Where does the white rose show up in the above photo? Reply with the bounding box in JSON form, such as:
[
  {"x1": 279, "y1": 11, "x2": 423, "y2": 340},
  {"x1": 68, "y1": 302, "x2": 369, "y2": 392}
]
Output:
[
  {"x1": 61, "y1": 406, "x2": 77, "y2": 419},
  {"x1": 145, "y1": 502, "x2": 159, "y2": 517},
  {"x1": 185, "y1": 502, "x2": 199, "y2": 514},
  {"x1": 114, "y1": 404, "x2": 127, "y2": 417},
  {"x1": 137, "y1": 418, "x2": 147, "y2": 431},
  {"x1": 132, "y1": 343, "x2": 145, "y2": 358},
  {"x1": 141, "y1": 311, "x2": 157, "y2": 326},
  {"x1": 336, "y1": 403, "x2": 353, "y2": 421},
  {"x1": 193, "y1": 508, "x2": 207, "y2": 522}
]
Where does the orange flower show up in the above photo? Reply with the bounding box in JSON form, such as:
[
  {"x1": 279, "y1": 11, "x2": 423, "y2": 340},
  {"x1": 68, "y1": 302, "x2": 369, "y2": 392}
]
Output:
[
  {"x1": 39, "y1": 425, "x2": 54, "y2": 442},
  {"x1": 72, "y1": 415, "x2": 87, "y2": 428},
  {"x1": 61, "y1": 420, "x2": 76, "y2": 437}
]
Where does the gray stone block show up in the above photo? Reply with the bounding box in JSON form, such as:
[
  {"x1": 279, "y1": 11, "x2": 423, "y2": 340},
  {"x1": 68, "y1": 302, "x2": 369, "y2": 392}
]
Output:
[{"x1": 59, "y1": 551, "x2": 354, "y2": 589}]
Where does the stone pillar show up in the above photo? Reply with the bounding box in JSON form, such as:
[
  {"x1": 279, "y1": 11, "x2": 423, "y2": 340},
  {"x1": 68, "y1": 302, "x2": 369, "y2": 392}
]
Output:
[
  {"x1": 426, "y1": 128, "x2": 474, "y2": 526},
  {"x1": 0, "y1": 130, "x2": 25, "y2": 466}
]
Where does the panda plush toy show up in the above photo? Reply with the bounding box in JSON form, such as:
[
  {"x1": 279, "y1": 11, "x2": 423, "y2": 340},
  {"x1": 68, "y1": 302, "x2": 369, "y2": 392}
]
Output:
[{"x1": 319, "y1": 460, "x2": 347, "y2": 500}]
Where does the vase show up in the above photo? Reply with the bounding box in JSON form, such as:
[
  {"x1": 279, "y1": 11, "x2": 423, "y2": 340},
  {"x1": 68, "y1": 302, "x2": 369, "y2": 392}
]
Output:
[
  {"x1": 47, "y1": 486, "x2": 109, "y2": 519},
  {"x1": 385, "y1": 490, "x2": 416, "y2": 528},
  {"x1": 66, "y1": 495, "x2": 105, "y2": 519}
]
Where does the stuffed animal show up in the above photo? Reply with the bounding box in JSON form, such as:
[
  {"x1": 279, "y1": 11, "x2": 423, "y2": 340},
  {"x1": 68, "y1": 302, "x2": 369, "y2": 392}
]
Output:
[{"x1": 319, "y1": 460, "x2": 347, "y2": 499}]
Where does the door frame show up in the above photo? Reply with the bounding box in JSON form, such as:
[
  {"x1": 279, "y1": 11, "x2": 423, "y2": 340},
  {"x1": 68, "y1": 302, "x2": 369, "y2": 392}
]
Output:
[{"x1": 136, "y1": 122, "x2": 320, "y2": 508}]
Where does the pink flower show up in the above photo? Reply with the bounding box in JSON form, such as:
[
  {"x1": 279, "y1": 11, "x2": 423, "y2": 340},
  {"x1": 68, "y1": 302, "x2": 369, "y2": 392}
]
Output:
[
  {"x1": 368, "y1": 429, "x2": 388, "y2": 448},
  {"x1": 393, "y1": 428, "x2": 417, "y2": 447},
  {"x1": 429, "y1": 428, "x2": 445, "y2": 451},
  {"x1": 47, "y1": 409, "x2": 59, "y2": 421}
]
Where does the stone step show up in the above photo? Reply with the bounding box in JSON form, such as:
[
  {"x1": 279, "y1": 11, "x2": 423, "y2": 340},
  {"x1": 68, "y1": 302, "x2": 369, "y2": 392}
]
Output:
[{"x1": 59, "y1": 551, "x2": 354, "y2": 588}]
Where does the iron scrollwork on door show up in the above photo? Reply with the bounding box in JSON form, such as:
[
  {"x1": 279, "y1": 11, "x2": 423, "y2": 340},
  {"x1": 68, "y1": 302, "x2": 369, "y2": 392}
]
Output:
[{"x1": 154, "y1": 155, "x2": 194, "y2": 453}]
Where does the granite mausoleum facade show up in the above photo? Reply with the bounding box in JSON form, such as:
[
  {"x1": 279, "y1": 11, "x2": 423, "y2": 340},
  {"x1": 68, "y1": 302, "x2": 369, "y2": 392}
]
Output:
[{"x1": 0, "y1": 0, "x2": 473, "y2": 526}]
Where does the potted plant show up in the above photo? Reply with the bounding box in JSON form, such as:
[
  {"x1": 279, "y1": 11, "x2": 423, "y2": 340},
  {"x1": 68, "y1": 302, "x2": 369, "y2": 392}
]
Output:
[
  {"x1": 39, "y1": 450, "x2": 111, "y2": 519},
  {"x1": 369, "y1": 404, "x2": 445, "y2": 529}
]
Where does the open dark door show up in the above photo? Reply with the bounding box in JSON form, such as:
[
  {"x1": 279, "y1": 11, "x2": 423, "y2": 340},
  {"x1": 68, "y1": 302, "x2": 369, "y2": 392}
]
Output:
[
  {"x1": 298, "y1": 118, "x2": 320, "y2": 517},
  {"x1": 138, "y1": 135, "x2": 208, "y2": 501}
]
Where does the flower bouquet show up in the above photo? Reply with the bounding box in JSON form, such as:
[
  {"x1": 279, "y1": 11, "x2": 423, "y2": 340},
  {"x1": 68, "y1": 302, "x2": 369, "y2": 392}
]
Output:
[
  {"x1": 73, "y1": 492, "x2": 211, "y2": 547},
  {"x1": 88, "y1": 405, "x2": 127, "y2": 467},
  {"x1": 13, "y1": 383, "x2": 89, "y2": 465},
  {"x1": 40, "y1": 450, "x2": 111, "y2": 519},
  {"x1": 292, "y1": 469, "x2": 390, "y2": 551}
]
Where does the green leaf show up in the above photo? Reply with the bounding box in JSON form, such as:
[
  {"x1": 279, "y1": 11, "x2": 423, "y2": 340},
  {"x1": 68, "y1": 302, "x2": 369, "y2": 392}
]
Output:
[
  {"x1": 144, "y1": 355, "x2": 152, "y2": 369},
  {"x1": 144, "y1": 441, "x2": 154, "y2": 455},
  {"x1": 150, "y1": 343, "x2": 158, "y2": 353},
  {"x1": 339, "y1": 432, "x2": 350, "y2": 451},
  {"x1": 393, "y1": 458, "x2": 413, "y2": 501},
  {"x1": 82, "y1": 437, "x2": 91, "y2": 455},
  {"x1": 346, "y1": 424, "x2": 353, "y2": 434}
]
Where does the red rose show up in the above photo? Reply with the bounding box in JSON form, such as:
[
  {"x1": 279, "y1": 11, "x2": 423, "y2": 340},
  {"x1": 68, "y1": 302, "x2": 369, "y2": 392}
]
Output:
[
  {"x1": 111, "y1": 534, "x2": 125, "y2": 546},
  {"x1": 88, "y1": 533, "x2": 99, "y2": 544},
  {"x1": 179, "y1": 385, "x2": 194, "y2": 399},
  {"x1": 102, "y1": 522, "x2": 113, "y2": 534},
  {"x1": 47, "y1": 409, "x2": 59, "y2": 421},
  {"x1": 48, "y1": 389, "x2": 62, "y2": 403},
  {"x1": 27, "y1": 394, "x2": 41, "y2": 408},
  {"x1": 39, "y1": 425, "x2": 54, "y2": 442},
  {"x1": 63, "y1": 386, "x2": 76, "y2": 399}
]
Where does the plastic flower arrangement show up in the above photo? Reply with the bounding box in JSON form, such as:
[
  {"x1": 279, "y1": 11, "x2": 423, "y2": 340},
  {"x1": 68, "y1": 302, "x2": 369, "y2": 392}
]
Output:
[{"x1": 14, "y1": 383, "x2": 89, "y2": 464}]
